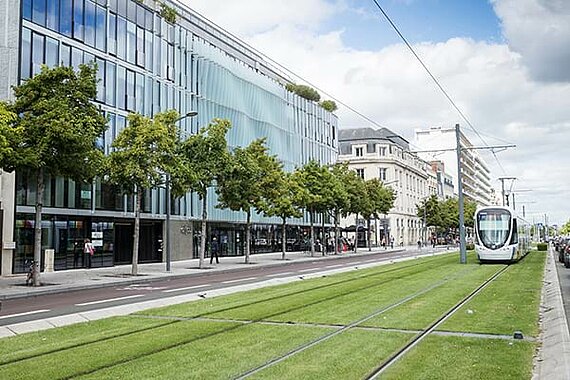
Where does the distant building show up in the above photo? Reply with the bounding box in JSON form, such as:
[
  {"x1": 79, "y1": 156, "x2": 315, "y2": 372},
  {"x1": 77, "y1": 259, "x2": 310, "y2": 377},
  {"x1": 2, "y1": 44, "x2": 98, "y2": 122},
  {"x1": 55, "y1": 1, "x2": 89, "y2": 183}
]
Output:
[
  {"x1": 338, "y1": 127, "x2": 438, "y2": 246},
  {"x1": 415, "y1": 126, "x2": 493, "y2": 206}
]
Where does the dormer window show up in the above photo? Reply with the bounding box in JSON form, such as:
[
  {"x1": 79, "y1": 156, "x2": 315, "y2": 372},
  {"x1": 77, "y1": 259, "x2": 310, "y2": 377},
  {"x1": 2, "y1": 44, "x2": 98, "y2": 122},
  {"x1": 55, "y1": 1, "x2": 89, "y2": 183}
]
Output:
[{"x1": 355, "y1": 147, "x2": 363, "y2": 157}]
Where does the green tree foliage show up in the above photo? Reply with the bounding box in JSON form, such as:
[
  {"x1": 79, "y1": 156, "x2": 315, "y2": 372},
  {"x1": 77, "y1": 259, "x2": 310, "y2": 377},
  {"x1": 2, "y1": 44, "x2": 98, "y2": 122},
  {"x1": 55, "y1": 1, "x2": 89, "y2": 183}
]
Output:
[
  {"x1": 216, "y1": 138, "x2": 282, "y2": 264},
  {"x1": 360, "y1": 179, "x2": 395, "y2": 250},
  {"x1": 172, "y1": 118, "x2": 231, "y2": 268},
  {"x1": 105, "y1": 111, "x2": 179, "y2": 275},
  {"x1": 560, "y1": 220, "x2": 570, "y2": 235},
  {"x1": 417, "y1": 196, "x2": 477, "y2": 233},
  {"x1": 258, "y1": 170, "x2": 303, "y2": 260},
  {"x1": 0, "y1": 64, "x2": 107, "y2": 285},
  {"x1": 285, "y1": 83, "x2": 321, "y2": 102},
  {"x1": 328, "y1": 163, "x2": 352, "y2": 253},
  {"x1": 319, "y1": 100, "x2": 338, "y2": 112},
  {"x1": 159, "y1": 2, "x2": 177, "y2": 23},
  {"x1": 291, "y1": 161, "x2": 334, "y2": 256},
  {"x1": 0, "y1": 103, "x2": 18, "y2": 163}
]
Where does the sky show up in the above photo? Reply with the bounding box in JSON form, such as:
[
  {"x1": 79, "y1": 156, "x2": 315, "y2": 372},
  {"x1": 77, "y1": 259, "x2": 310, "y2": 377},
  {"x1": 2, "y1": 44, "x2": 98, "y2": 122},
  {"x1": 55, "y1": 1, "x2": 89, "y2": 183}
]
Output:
[{"x1": 181, "y1": 0, "x2": 570, "y2": 226}]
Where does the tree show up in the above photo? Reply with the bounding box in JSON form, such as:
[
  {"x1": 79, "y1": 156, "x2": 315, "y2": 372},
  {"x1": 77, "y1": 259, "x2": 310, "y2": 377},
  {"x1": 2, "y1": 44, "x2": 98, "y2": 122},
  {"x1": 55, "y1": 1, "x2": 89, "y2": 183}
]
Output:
[
  {"x1": 360, "y1": 179, "x2": 395, "y2": 251},
  {"x1": 561, "y1": 221, "x2": 570, "y2": 236},
  {"x1": 292, "y1": 161, "x2": 334, "y2": 256},
  {"x1": 341, "y1": 170, "x2": 367, "y2": 252},
  {"x1": 216, "y1": 138, "x2": 281, "y2": 264},
  {"x1": 0, "y1": 65, "x2": 107, "y2": 286},
  {"x1": 258, "y1": 170, "x2": 303, "y2": 260},
  {"x1": 417, "y1": 195, "x2": 443, "y2": 229},
  {"x1": 171, "y1": 118, "x2": 231, "y2": 269},
  {"x1": 105, "y1": 111, "x2": 179, "y2": 275},
  {"x1": 329, "y1": 163, "x2": 351, "y2": 253}
]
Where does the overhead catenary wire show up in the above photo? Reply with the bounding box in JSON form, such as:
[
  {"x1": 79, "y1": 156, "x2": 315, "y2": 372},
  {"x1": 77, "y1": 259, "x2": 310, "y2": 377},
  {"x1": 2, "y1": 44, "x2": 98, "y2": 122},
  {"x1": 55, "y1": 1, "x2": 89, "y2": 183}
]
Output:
[{"x1": 370, "y1": 0, "x2": 509, "y2": 175}]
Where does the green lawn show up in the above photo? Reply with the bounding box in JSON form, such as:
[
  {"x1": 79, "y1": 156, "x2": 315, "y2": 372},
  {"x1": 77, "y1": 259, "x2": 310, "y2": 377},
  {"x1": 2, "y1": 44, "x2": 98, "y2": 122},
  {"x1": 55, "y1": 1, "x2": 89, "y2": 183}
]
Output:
[
  {"x1": 440, "y1": 251, "x2": 546, "y2": 337},
  {"x1": 381, "y1": 335, "x2": 535, "y2": 380},
  {"x1": 0, "y1": 251, "x2": 545, "y2": 379}
]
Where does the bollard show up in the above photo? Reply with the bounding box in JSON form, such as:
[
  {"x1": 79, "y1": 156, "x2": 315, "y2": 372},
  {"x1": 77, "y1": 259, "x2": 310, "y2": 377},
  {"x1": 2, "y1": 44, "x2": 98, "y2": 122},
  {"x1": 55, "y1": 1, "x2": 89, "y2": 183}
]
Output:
[{"x1": 44, "y1": 249, "x2": 55, "y2": 272}]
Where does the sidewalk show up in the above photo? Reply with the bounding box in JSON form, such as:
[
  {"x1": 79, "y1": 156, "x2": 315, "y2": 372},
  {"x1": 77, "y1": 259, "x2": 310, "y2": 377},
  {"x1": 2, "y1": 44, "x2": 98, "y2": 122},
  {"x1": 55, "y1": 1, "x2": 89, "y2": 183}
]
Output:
[{"x1": 0, "y1": 246, "x2": 416, "y2": 300}]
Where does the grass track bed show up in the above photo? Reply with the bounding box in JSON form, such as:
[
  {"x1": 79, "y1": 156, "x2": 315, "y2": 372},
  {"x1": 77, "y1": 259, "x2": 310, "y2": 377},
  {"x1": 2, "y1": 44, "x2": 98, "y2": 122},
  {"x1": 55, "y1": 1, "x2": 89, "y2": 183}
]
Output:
[
  {"x1": 249, "y1": 330, "x2": 412, "y2": 379},
  {"x1": 0, "y1": 316, "x2": 171, "y2": 365},
  {"x1": 76, "y1": 323, "x2": 333, "y2": 380},
  {"x1": 0, "y1": 320, "x2": 239, "y2": 380},
  {"x1": 381, "y1": 335, "x2": 535, "y2": 379},
  {"x1": 440, "y1": 251, "x2": 546, "y2": 337},
  {"x1": 365, "y1": 262, "x2": 502, "y2": 330}
]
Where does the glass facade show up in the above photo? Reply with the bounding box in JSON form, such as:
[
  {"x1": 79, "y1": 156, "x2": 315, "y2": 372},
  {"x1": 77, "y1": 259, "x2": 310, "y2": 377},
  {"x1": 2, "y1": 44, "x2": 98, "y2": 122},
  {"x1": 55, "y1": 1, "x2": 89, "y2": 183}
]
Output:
[{"x1": 13, "y1": 0, "x2": 338, "y2": 271}]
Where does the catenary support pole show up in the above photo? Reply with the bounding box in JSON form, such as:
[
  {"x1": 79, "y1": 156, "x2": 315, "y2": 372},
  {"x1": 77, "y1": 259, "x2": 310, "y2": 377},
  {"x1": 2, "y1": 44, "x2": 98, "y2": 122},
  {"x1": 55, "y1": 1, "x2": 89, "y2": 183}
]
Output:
[{"x1": 455, "y1": 124, "x2": 467, "y2": 264}]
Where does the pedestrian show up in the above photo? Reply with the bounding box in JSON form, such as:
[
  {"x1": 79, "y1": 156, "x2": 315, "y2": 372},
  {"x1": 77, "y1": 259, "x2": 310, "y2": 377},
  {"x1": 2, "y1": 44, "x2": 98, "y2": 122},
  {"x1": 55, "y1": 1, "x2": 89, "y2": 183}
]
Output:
[
  {"x1": 84, "y1": 238, "x2": 94, "y2": 268},
  {"x1": 381, "y1": 237, "x2": 386, "y2": 249},
  {"x1": 210, "y1": 235, "x2": 220, "y2": 264},
  {"x1": 417, "y1": 239, "x2": 422, "y2": 249},
  {"x1": 390, "y1": 236, "x2": 394, "y2": 249}
]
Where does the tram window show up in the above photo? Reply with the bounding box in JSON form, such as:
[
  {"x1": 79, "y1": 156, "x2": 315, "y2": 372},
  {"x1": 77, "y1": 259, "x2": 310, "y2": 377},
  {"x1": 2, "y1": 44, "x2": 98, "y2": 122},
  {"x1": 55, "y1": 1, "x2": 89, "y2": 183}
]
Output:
[{"x1": 510, "y1": 219, "x2": 518, "y2": 244}]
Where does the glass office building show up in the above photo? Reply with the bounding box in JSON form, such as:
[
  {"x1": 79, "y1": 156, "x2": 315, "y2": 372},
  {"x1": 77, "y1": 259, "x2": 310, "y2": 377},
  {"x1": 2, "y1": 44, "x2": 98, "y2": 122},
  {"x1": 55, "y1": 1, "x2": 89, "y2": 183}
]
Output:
[{"x1": 0, "y1": 0, "x2": 338, "y2": 274}]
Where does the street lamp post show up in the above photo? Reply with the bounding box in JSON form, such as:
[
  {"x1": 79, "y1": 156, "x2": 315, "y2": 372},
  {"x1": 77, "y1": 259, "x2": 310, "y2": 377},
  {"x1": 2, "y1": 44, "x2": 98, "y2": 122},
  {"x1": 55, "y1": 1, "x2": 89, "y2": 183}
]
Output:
[{"x1": 165, "y1": 111, "x2": 198, "y2": 272}]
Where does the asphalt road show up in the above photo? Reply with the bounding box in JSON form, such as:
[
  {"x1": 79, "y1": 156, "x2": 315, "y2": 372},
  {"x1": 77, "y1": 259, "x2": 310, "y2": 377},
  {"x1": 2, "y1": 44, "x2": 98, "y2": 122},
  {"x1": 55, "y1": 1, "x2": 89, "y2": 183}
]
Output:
[
  {"x1": 0, "y1": 249, "x2": 429, "y2": 327},
  {"x1": 555, "y1": 250, "x2": 570, "y2": 322}
]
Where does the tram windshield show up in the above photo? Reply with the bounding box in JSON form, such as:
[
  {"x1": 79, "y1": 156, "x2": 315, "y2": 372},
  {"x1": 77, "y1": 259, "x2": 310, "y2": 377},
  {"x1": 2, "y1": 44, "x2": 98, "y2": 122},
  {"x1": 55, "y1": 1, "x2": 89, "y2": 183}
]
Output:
[{"x1": 477, "y1": 209, "x2": 512, "y2": 249}]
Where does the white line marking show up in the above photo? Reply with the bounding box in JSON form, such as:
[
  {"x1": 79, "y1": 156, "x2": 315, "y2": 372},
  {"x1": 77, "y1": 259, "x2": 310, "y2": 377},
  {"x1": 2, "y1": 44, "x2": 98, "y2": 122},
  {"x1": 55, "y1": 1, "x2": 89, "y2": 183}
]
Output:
[
  {"x1": 222, "y1": 277, "x2": 257, "y2": 284},
  {"x1": 75, "y1": 295, "x2": 144, "y2": 306},
  {"x1": 325, "y1": 264, "x2": 343, "y2": 268},
  {"x1": 0, "y1": 309, "x2": 51, "y2": 320},
  {"x1": 162, "y1": 284, "x2": 211, "y2": 293},
  {"x1": 266, "y1": 272, "x2": 294, "y2": 277}
]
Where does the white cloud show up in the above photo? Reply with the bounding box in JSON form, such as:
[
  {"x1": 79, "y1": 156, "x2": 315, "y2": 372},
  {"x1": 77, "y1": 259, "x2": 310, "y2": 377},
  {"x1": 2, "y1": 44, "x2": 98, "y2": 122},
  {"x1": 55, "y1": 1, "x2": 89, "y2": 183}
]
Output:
[
  {"x1": 492, "y1": 0, "x2": 570, "y2": 82},
  {"x1": 182, "y1": 1, "x2": 570, "y2": 225},
  {"x1": 182, "y1": 0, "x2": 343, "y2": 36}
]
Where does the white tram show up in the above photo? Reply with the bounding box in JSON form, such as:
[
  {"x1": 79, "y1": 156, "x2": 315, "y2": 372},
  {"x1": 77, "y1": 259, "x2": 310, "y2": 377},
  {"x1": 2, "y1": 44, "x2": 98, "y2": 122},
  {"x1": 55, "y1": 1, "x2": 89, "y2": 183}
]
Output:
[{"x1": 474, "y1": 206, "x2": 531, "y2": 262}]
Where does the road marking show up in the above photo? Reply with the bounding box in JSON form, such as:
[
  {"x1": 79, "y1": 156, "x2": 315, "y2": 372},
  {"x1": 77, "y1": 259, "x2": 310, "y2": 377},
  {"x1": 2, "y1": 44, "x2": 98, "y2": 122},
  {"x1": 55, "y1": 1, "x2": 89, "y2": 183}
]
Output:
[
  {"x1": 0, "y1": 309, "x2": 51, "y2": 320},
  {"x1": 75, "y1": 295, "x2": 144, "y2": 306},
  {"x1": 299, "y1": 268, "x2": 316, "y2": 272},
  {"x1": 325, "y1": 264, "x2": 343, "y2": 268},
  {"x1": 266, "y1": 272, "x2": 294, "y2": 277},
  {"x1": 222, "y1": 277, "x2": 257, "y2": 284},
  {"x1": 162, "y1": 284, "x2": 211, "y2": 293}
]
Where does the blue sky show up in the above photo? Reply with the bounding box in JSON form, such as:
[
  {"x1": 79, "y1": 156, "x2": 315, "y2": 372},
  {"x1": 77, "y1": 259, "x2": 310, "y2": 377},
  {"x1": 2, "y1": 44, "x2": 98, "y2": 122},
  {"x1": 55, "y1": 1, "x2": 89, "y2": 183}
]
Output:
[{"x1": 324, "y1": 0, "x2": 503, "y2": 50}]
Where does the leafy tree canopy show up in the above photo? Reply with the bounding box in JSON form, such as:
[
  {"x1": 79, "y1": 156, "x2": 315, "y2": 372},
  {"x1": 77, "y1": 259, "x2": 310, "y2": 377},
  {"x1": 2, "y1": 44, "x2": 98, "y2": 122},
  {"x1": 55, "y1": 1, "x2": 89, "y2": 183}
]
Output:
[
  {"x1": 1, "y1": 64, "x2": 107, "y2": 181},
  {"x1": 105, "y1": 110, "x2": 179, "y2": 193},
  {"x1": 360, "y1": 178, "x2": 395, "y2": 219},
  {"x1": 171, "y1": 118, "x2": 231, "y2": 199}
]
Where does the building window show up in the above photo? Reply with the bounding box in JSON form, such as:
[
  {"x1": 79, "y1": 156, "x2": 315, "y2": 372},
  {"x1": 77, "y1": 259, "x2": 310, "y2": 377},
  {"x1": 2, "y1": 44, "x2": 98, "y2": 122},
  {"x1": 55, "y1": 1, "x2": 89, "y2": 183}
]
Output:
[
  {"x1": 379, "y1": 147, "x2": 386, "y2": 156},
  {"x1": 355, "y1": 147, "x2": 363, "y2": 157},
  {"x1": 379, "y1": 168, "x2": 387, "y2": 181},
  {"x1": 356, "y1": 169, "x2": 364, "y2": 179}
]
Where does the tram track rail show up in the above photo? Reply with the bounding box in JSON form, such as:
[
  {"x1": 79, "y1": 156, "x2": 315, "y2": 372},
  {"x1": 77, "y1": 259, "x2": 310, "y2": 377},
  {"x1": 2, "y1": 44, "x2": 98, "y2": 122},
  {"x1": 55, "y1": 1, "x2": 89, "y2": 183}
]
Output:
[
  {"x1": 0, "y1": 254, "x2": 455, "y2": 369},
  {"x1": 364, "y1": 264, "x2": 511, "y2": 379}
]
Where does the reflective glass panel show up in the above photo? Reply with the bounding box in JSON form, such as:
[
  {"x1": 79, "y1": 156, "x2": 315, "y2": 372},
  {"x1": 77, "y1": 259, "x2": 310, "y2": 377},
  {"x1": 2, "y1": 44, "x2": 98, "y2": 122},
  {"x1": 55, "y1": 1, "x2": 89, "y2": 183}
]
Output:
[
  {"x1": 84, "y1": 0, "x2": 96, "y2": 46},
  {"x1": 20, "y1": 28, "x2": 32, "y2": 80},
  {"x1": 60, "y1": 0, "x2": 72, "y2": 36},
  {"x1": 477, "y1": 209, "x2": 511, "y2": 249},
  {"x1": 46, "y1": 0, "x2": 59, "y2": 31}
]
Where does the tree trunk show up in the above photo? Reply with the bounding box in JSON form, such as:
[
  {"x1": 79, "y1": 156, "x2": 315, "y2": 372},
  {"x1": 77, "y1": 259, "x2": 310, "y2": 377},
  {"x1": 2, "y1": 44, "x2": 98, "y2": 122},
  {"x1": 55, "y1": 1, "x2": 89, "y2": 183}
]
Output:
[
  {"x1": 321, "y1": 212, "x2": 326, "y2": 256},
  {"x1": 132, "y1": 189, "x2": 141, "y2": 276},
  {"x1": 367, "y1": 217, "x2": 372, "y2": 251},
  {"x1": 281, "y1": 217, "x2": 287, "y2": 260},
  {"x1": 310, "y1": 210, "x2": 315, "y2": 257},
  {"x1": 200, "y1": 194, "x2": 207, "y2": 269},
  {"x1": 33, "y1": 168, "x2": 44, "y2": 286},
  {"x1": 245, "y1": 209, "x2": 251, "y2": 264},
  {"x1": 334, "y1": 210, "x2": 340, "y2": 255}
]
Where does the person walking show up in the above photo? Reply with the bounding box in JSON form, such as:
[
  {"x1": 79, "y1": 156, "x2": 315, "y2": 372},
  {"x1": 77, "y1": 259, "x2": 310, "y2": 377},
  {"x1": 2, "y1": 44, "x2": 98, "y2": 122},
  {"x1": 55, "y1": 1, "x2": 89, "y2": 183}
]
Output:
[
  {"x1": 209, "y1": 235, "x2": 220, "y2": 264},
  {"x1": 84, "y1": 238, "x2": 94, "y2": 268},
  {"x1": 390, "y1": 236, "x2": 395, "y2": 249}
]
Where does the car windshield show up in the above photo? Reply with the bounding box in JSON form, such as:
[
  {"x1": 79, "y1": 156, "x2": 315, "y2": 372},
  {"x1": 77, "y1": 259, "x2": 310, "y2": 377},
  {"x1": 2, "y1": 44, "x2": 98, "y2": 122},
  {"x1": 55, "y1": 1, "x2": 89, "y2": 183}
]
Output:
[{"x1": 477, "y1": 209, "x2": 512, "y2": 249}]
